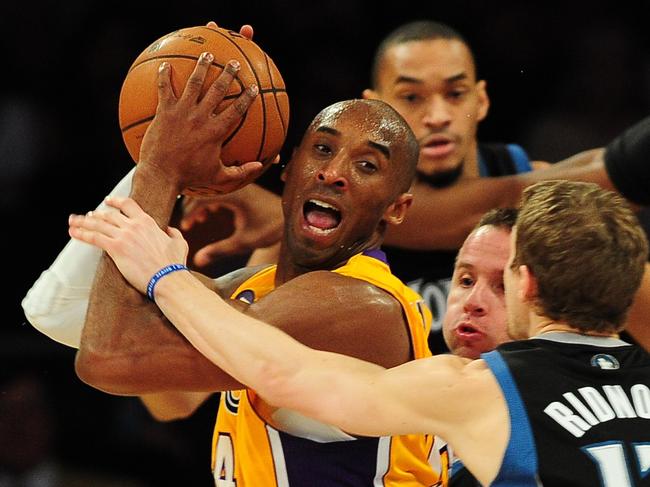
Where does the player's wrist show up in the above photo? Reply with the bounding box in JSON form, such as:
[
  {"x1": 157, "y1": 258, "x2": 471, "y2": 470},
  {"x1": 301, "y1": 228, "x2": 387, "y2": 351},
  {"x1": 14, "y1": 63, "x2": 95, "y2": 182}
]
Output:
[
  {"x1": 146, "y1": 264, "x2": 190, "y2": 301},
  {"x1": 134, "y1": 161, "x2": 182, "y2": 194}
]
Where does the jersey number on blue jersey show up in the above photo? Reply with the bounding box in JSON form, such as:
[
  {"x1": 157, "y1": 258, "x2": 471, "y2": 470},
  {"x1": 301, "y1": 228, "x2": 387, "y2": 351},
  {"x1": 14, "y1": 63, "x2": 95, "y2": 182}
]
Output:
[{"x1": 582, "y1": 441, "x2": 650, "y2": 486}]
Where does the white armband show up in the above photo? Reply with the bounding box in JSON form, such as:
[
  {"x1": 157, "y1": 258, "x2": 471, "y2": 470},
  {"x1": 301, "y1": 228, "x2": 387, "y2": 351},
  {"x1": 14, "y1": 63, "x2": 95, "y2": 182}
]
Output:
[{"x1": 21, "y1": 167, "x2": 136, "y2": 348}]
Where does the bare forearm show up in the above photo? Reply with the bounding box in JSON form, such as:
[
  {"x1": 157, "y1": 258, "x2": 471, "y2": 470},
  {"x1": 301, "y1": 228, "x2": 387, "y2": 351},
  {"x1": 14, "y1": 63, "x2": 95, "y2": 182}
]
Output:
[
  {"x1": 77, "y1": 165, "x2": 178, "y2": 374},
  {"x1": 385, "y1": 148, "x2": 609, "y2": 250},
  {"x1": 76, "y1": 166, "x2": 222, "y2": 393},
  {"x1": 154, "y1": 270, "x2": 295, "y2": 389},
  {"x1": 77, "y1": 271, "x2": 244, "y2": 394},
  {"x1": 76, "y1": 249, "x2": 245, "y2": 394},
  {"x1": 131, "y1": 164, "x2": 181, "y2": 226},
  {"x1": 153, "y1": 271, "x2": 454, "y2": 438},
  {"x1": 517, "y1": 148, "x2": 610, "y2": 190},
  {"x1": 154, "y1": 270, "x2": 392, "y2": 431},
  {"x1": 76, "y1": 249, "x2": 202, "y2": 394}
]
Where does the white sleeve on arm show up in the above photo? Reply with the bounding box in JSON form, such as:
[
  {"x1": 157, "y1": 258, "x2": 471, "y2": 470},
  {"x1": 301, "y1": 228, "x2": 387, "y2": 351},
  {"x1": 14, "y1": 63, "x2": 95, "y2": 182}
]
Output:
[{"x1": 21, "y1": 167, "x2": 136, "y2": 348}]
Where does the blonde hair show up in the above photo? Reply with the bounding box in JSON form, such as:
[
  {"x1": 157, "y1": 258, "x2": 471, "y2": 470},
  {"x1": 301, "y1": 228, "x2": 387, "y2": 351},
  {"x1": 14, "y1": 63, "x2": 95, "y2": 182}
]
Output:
[{"x1": 512, "y1": 180, "x2": 648, "y2": 333}]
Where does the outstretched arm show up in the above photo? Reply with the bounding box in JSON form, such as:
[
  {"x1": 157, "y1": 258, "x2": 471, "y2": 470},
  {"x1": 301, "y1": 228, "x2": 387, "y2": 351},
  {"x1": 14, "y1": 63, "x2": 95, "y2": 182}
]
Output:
[
  {"x1": 70, "y1": 191, "x2": 414, "y2": 389},
  {"x1": 154, "y1": 271, "x2": 509, "y2": 484},
  {"x1": 69, "y1": 195, "x2": 509, "y2": 486},
  {"x1": 384, "y1": 148, "x2": 608, "y2": 250},
  {"x1": 386, "y1": 114, "x2": 650, "y2": 251}
]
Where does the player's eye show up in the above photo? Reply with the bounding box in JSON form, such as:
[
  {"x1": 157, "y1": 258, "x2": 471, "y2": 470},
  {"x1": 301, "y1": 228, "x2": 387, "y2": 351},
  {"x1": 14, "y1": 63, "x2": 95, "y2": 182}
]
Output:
[
  {"x1": 314, "y1": 144, "x2": 332, "y2": 155},
  {"x1": 459, "y1": 276, "x2": 474, "y2": 287},
  {"x1": 358, "y1": 160, "x2": 377, "y2": 173}
]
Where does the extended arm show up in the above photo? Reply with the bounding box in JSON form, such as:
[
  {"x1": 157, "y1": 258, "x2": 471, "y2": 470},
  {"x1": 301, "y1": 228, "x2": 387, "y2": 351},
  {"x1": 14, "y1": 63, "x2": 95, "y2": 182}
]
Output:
[
  {"x1": 384, "y1": 148, "x2": 608, "y2": 249},
  {"x1": 69, "y1": 194, "x2": 413, "y2": 388},
  {"x1": 386, "y1": 114, "x2": 650, "y2": 250},
  {"x1": 69, "y1": 195, "x2": 509, "y2": 484},
  {"x1": 158, "y1": 271, "x2": 509, "y2": 484}
]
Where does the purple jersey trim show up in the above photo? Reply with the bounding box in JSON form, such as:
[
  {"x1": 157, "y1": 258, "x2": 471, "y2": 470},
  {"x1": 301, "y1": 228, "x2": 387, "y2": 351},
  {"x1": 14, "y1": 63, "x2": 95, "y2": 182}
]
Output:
[{"x1": 362, "y1": 248, "x2": 388, "y2": 264}]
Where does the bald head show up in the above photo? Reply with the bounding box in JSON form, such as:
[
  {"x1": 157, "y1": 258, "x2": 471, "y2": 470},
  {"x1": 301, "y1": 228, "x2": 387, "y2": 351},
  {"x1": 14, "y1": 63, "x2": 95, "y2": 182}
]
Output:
[{"x1": 307, "y1": 99, "x2": 419, "y2": 193}]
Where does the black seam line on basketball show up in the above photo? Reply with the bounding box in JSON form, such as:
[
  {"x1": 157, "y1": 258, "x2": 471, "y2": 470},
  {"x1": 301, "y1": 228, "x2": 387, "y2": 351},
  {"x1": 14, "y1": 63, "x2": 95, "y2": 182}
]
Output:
[
  {"x1": 128, "y1": 54, "x2": 227, "y2": 73},
  {"x1": 128, "y1": 53, "x2": 245, "y2": 142},
  {"x1": 128, "y1": 55, "x2": 247, "y2": 103},
  {"x1": 264, "y1": 53, "x2": 287, "y2": 138},
  {"x1": 119, "y1": 88, "x2": 282, "y2": 133},
  {"x1": 199, "y1": 26, "x2": 267, "y2": 161},
  {"x1": 128, "y1": 53, "x2": 286, "y2": 95},
  {"x1": 126, "y1": 56, "x2": 287, "y2": 92},
  {"x1": 120, "y1": 89, "x2": 242, "y2": 133}
]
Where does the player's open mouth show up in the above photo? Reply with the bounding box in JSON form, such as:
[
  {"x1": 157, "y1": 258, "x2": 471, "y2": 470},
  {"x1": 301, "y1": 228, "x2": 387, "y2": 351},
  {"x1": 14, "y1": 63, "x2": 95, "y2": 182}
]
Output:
[
  {"x1": 456, "y1": 323, "x2": 482, "y2": 338},
  {"x1": 303, "y1": 199, "x2": 342, "y2": 235}
]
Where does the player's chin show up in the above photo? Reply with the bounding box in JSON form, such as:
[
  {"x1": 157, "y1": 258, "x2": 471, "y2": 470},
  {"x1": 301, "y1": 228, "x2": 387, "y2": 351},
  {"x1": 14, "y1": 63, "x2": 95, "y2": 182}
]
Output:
[
  {"x1": 416, "y1": 161, "x2": 464, "y2": 187},
  {"x1": 452, "y1": 343, "x2": 484, "y2": 360}
]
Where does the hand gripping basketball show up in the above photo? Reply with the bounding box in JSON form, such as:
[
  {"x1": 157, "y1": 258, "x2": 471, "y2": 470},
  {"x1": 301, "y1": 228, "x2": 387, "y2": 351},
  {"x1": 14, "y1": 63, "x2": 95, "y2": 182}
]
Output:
[
  {"x1": 138, "y1": 54, "x2": 264, "y2": 195},
  {"x1": 118, "y1": 25, "x2": 289, "y2": 195}
]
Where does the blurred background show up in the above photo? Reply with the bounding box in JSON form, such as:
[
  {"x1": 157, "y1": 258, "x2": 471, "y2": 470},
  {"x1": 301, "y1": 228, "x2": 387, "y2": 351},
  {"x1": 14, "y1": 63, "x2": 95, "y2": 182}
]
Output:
[{"x1": 2, "y1": 1, "x2": 649, "y2": 485}]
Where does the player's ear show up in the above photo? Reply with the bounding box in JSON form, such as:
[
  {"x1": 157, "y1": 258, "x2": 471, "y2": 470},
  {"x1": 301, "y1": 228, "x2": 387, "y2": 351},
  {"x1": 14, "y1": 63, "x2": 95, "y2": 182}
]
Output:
[
  {"x1": 476, "y1": 80, "x2": 490, "y2": 122},
  {"x1": 362, "y1": 88, "x2": 380, "y2": 100},
  {"x1": 383, "y1": 193, "x2": 413, "y2": 225},
  {"x1": 519, "y1": 265, "x2": 538, "y2": 302}
]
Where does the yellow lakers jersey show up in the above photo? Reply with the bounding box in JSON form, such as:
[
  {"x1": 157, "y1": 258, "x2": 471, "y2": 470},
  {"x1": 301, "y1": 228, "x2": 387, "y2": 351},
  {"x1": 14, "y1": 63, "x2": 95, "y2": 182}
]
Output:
[{"x1": 211, "y1": 249, "x2": 448, "y2": 486}]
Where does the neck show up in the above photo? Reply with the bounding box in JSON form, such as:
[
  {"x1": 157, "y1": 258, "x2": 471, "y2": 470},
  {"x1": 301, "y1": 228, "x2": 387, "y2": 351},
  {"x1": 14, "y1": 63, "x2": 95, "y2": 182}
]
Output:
[
  {"x1": 274, "y1": 235, "x2": 383, "y2": 285},
  {"x1": 461, "y1": 139, "x2": 481, "y2": 179},
  {"x1": 533, "y1": 320, "x2": 619, "y2": 339}
]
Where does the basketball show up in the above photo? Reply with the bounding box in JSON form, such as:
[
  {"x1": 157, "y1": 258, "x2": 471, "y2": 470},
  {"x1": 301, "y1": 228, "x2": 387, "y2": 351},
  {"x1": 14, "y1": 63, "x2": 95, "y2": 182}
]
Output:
[{"x1": 118, "y1": 25, "x2": 290, "y2": 195}]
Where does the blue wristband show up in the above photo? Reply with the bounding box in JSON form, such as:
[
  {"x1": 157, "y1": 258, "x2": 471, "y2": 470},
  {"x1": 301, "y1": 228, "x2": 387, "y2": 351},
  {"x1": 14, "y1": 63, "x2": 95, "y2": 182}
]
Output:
[{"x1": 146, "y1": 264, "x2": 188, "y2": 301}]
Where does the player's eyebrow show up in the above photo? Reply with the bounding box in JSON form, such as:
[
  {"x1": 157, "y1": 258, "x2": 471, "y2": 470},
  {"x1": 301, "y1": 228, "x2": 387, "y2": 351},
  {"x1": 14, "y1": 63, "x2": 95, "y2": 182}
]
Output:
[
  {"x1": 316, "y1": 126, "x2": 340, "y2": 136},
  {"x1": 394, "y1": 72, "x2": 469, "y2": 85},
  {"x1": 368, "y1": 141, "x2": 390, "y2": 159}
]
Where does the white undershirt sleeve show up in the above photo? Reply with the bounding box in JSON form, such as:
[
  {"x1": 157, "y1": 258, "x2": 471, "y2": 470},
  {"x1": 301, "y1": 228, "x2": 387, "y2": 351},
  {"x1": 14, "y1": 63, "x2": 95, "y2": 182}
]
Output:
[{"x1": 21, "y1": 168, "x2": 135, "y2": 348}]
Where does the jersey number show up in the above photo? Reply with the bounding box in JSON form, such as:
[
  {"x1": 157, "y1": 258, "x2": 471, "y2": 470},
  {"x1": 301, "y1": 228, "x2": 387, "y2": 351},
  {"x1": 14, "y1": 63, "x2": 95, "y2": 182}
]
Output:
[
  {"x1": 214, "y1": 434, "x2": 236, "y2": 487},
  {"x1": 583, "y1": 441, "x2": 650, "y2": 486}
]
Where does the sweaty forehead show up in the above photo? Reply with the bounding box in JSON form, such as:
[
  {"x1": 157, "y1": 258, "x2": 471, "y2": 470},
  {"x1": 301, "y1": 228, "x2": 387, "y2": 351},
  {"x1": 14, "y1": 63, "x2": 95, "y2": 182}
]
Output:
[{"x1": 314, "y1": 101, "x2": 409, "y2": 150}]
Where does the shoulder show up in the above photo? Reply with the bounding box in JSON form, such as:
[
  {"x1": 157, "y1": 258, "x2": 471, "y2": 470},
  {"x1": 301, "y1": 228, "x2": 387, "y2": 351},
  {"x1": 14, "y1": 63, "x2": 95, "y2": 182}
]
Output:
[
  {"x1": 203, "y1": 264, "x2": 272, "y2": 297},
  {"x1": 252, "y1": 269, "x2": 413, "y2": 367},
  {"x1": 281, "y1": 269, "x2": 402, "y2": 309}
]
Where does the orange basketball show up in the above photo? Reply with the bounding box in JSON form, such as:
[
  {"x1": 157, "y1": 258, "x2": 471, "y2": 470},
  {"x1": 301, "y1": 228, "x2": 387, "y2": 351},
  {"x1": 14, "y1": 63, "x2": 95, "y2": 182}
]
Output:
[{"x1": 118, "y1": 25, "x2": 290, "y2": 195}]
